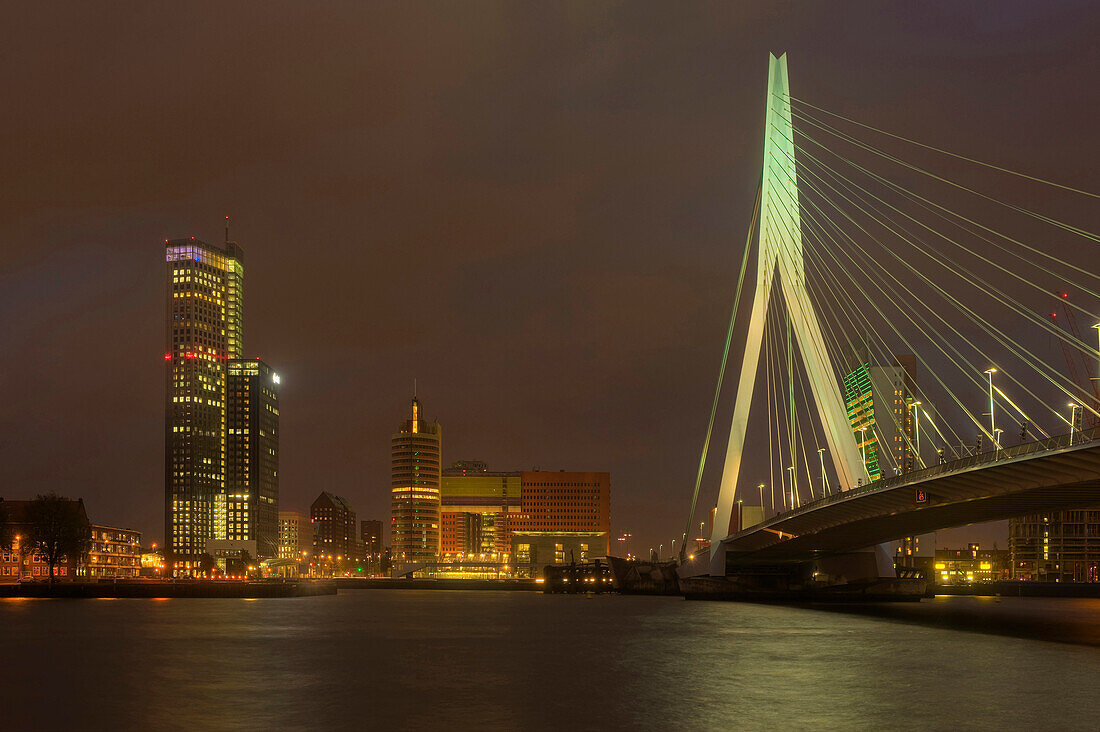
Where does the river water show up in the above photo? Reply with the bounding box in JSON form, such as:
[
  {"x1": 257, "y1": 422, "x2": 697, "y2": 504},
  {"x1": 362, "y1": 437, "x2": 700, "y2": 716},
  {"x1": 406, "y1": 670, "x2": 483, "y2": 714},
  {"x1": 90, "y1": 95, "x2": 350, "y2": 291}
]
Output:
[{"x1": 2, "y1": 592, "x2": 1098, "y2": 730}]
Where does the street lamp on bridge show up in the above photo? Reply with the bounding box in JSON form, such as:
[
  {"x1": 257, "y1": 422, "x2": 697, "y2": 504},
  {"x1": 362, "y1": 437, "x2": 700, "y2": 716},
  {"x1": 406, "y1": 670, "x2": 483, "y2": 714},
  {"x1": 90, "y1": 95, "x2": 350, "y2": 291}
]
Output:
[
  {"x1": 817, "y1": 448, "x2": 828, "y2": 497},
  {"x1": 858, "y1": 426, "x2": 868, "y2": 472},
  {"x1": 909, "y1": 400, "x2": 923, "y2": 469},
  {"x1": 984, "y1": 368, "x2": 997, "y2": 445},
  {"x1": 1068, "y1": 403, "x2": 1081, "y2": 444}
]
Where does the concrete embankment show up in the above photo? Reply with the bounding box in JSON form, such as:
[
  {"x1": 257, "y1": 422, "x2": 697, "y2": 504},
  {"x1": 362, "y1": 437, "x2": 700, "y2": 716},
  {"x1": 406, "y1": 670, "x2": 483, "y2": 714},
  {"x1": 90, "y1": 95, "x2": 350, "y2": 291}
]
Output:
[
  {"x1": 932, "y1": 581, "x2": 1100, "y2": 598},
  {"x1": 0, "y1": 580, "x2": 337, "y2": 599},
  {"x1": 333, "y1": 577, "x2": 539, "y2": 591}
]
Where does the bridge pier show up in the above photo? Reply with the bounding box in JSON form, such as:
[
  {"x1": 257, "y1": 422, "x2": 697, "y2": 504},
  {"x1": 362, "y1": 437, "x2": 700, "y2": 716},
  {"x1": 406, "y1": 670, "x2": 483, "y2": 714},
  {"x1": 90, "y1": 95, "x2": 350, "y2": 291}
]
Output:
[
  {"x1": 681, "y1": 549, "x2": 925, "y2": 602},
  {"x1": 680, "y1": 544, "x2": 924, "y2": 602}
]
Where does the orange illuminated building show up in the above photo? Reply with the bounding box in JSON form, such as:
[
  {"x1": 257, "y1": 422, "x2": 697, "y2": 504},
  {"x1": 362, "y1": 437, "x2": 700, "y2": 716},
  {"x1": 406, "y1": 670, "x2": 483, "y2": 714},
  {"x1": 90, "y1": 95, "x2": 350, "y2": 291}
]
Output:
[
  {"x1": 439, "y1": 467, "x2": 610, "y2": 557},
  {"x1": 512, "y1": 472, "x2": 610, "y2": 556}
]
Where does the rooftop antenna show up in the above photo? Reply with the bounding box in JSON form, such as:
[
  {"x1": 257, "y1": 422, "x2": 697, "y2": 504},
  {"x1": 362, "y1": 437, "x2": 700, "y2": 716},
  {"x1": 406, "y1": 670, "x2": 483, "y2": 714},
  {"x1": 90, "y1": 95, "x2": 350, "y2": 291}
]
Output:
[
  {"x1": 413, "y1": 378, "x2": 417, "y2": 398},
  {"x1": 224, "y1": 215, "x2": 230, "y2": 244}
]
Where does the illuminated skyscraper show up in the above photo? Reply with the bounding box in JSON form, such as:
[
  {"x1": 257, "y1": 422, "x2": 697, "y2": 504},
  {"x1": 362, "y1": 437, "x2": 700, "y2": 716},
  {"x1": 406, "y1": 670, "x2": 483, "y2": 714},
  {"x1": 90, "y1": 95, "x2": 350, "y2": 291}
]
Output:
[
  {"x1": 164, "y1": 232, "x2": 278, "y2": 574},
  {"x1": 226, "y1": 358, "x2": 280, "y2": 558},
  {"x1": 391, "y1": 396, "x2": 442, "y2": 565}
]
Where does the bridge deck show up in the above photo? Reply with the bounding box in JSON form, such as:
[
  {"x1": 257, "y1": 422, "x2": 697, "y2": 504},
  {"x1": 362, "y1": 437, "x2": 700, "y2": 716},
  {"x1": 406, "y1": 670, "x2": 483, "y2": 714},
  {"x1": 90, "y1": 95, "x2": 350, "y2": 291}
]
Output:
[{"x1": 720, "y1": 428, "x2": 1100, "y2": 558}]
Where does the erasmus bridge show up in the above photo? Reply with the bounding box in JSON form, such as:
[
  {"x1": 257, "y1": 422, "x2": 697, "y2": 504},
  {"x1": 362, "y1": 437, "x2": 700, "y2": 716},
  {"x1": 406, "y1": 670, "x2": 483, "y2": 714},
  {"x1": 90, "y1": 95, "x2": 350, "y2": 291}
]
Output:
[{"x1": 677, "y1": 53, "x2": 1100, "y2": 585}]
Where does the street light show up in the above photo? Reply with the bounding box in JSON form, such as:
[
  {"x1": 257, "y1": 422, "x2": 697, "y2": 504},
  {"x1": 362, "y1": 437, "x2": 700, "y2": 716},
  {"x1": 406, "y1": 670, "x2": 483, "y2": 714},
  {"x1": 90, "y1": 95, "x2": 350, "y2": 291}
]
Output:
[
  {"x1": 984, "y1": 368, "x2": 997, "y2": 445},
  {"x1": 994, "y1": 428, "x2": 1003, "y2": 453},
  {"x1": 757, "y1": 483, "x2": 766, "y2": 517},
  {"x1": 787, "y1": 466, "x2": 796, "y2": 509},
  {"x1": 737, "y1": 499, "x2": 743, "y2": 531},
  {"x1": 1069, "y1": 403, "x2": 1081, "y2": 444},
  {"x1": 817, "y1": 448, "x2": 828, "y2": 496},
  {"x1": 858, "y1": 427, "x2": 868, "y2": 470},
  {"x1": 910, "y1": 400, "x2": 922, "y2": 469}
]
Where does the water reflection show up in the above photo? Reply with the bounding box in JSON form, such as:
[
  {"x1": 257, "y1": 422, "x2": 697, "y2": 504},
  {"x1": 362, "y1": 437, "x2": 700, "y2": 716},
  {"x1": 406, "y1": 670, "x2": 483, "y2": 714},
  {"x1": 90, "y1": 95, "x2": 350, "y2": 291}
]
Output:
[{"x1": 1, "y1": 593, "x2": 1097, "y2": 730}]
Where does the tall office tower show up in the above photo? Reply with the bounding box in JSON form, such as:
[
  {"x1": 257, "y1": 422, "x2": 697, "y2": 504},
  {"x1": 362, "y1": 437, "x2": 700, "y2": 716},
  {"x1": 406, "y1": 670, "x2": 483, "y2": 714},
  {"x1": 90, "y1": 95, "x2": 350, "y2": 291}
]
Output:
[
  {"x1": 391, "y1": 396, "x2": 442, "y2": 565},
  {"x1": 226, "y1": 359, "x2": 280, "y2": 558},
  {"x1": 843, "y1": 354, "x2": 916, "y2": 482},
  {"x1": 164, "y1": 236, "x2": 244, "y2": 576},
  {"x1": 1009, "y1": 510, "x2": 1100, "y2": 582}
]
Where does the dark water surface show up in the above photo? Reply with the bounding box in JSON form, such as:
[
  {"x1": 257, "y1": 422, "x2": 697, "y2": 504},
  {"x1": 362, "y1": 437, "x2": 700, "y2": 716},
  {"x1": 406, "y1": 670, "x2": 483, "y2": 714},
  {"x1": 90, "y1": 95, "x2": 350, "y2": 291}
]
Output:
[{"x1": 2, "y1": 592, "x2": 1098, "y2": 731}]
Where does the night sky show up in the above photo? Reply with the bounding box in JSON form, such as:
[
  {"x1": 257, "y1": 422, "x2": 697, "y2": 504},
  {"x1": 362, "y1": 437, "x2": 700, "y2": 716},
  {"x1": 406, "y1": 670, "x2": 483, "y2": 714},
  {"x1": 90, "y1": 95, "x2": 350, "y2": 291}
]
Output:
[{"x1": 3, "y1": 3, "x2": 1099, "y2": 553}]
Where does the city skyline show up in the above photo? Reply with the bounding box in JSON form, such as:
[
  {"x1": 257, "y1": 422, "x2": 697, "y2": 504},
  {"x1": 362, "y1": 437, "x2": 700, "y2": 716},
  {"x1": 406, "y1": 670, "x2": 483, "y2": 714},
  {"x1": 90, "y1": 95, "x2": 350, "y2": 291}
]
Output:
[{"x1": 3, "y1": 4, "x2": 1099, "y2": 553}]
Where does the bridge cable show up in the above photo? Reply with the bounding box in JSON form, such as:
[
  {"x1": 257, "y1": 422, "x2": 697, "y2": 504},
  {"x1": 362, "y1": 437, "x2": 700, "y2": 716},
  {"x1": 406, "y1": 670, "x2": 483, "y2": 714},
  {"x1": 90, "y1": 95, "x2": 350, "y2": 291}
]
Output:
[
  {"x1": 778, "y1": 136, "x2": 1100, "y2": 419},
  {"x1": 679, "y1": 183, "x2": 761, "y2": 563},
  {"x1": 785, "y1": 95, "x2": 1100, "y2": 202}
]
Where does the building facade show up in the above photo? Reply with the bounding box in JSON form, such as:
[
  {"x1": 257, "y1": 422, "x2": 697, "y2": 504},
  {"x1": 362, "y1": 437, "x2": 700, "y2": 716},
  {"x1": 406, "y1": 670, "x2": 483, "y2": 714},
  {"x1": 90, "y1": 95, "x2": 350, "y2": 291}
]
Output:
[
  {"x1": 512, "y1": 471, "x2": 611, "y2": 556},
  {"x1": 439, "y1": 466, "x2": 612, "y2": 558},
  {"x1": 510, "y1": 531, "x2": 608, "y2": 578},
  {"x1": 440, "y1": 465, "x2": 521, "y2": 558},
  {"x1": 164, "y1": 236, "x2": 242, "y2": 576},
  {"x1": 931, "y1": 544, "x2": 1010, "y2": 585},
  {"x1": 0, "y1": 498, "x2": 90, "y2": 582},
  {"x1": 278, "y1": 510, "x2": 313, "y2": 562},
  {"x1": 164, "y1": 234, "x2": 280, "y2": 575},
  {"x1": 226, "y1": 359, "x2": 280, "y2": 558},
  {"x1": 361, "y1": 520, "x2": 382, "y2": 555},
  {"x1": 391, "y1": 396, "x2": 442, "y2": 565},
  {"x1": 87, "y1": 525, "x2": 143, "y2": 579},
  {"x1": 1009, "y1": 510, "x2": 1100, "y2": 582},
  {"x1": 311, "y1": 492, "x2": 357, "y2": 564},
  {"x1": 843, "y1": 354, "x2": 916, "y2": 482}
]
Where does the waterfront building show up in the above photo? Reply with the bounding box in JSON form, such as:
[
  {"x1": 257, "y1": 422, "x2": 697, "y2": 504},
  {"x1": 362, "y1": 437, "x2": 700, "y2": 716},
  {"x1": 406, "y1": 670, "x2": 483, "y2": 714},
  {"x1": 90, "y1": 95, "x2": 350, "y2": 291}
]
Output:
[
  {"x1": 164, "y1": 231, "x2": 281, "y2": 575},
  {"x1": 512, "y1": 471, "x2": 611, "y2": 555},
  {"x1": 1009, "y1": 510, "x2": 1100, "y2": 582},
  {"x1": 278, "y1": 510, "x2": 313, "y2": 562},
  {"x1": 510, "y1": 531, "x2": 607, "y2": 578},
  {"x1": 843, "y1": 353, "x2": 916, "y2": 482},
  {"x1": 164, "y1": 235, "x2": 241, "y2": 576},
  {"x1": 0, "y1": 498, "x2": 90, "y2": 582},
  {"x1": 439, "y1": 466, "x2": 612, "y2": 559},
  {"x1": 226, "y1": 359, "x2": 280, "y2": 558},
  {"x1": 931, "y1": 544, "x2": 1010, "y2": 585},
  {"x1": 391, "y1": 396, "x2": 442, "y2": 565},
  {"x1": 440, "y1": 464, "x2": 521, "y2": 558},
  {"x1": 311, "y1": 492, "x2": 357, "y2": 569},
  {"x1": 87, "y1": 525, "x2": 143, "y2": 579}
]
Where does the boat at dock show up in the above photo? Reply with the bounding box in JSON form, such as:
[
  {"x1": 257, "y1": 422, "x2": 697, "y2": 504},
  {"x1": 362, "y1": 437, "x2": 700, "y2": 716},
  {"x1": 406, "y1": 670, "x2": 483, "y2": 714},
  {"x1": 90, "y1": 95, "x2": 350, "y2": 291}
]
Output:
[{"x1": 605, "y1": 556, "x2": 681, "y2": 595}]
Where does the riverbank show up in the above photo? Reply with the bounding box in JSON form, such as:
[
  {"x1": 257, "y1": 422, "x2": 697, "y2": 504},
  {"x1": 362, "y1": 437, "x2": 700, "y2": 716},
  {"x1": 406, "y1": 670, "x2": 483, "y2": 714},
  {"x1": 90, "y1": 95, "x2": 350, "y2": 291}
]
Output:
[
  {"x1": 0, "y1": 580, "x2": 336, "y2": 598},
  {"x1": 334, "y1": 577, "x2": 539, "y2": 591},
  {"x1": 931, "y1": 581, "x2": 1100, "y2": 598}
]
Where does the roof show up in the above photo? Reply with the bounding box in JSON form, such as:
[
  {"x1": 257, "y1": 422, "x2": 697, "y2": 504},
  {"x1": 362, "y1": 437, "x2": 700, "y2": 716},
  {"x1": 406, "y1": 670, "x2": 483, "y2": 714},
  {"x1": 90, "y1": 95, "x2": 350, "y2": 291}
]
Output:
[
  {"x1": 1, "y1": 497, "x2": 88, "y2": 524},
  {"x1": 312, "y1": 491, "x2": 355, "y2": 514}
]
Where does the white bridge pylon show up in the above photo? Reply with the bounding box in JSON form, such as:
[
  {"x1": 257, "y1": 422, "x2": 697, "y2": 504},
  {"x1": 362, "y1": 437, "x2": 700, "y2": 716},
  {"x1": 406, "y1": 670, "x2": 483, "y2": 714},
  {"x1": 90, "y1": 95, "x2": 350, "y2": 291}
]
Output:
[{"x1": 709, "y1": 53, "x2": 869, "y2": 571}]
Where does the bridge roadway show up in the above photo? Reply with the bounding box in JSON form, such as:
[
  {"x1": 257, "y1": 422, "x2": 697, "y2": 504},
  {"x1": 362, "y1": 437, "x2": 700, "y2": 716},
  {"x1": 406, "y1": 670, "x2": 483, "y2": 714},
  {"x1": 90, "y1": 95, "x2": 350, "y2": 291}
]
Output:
[{"x1": 719, "y1": 427, "x2": 1100, "y2": 560}]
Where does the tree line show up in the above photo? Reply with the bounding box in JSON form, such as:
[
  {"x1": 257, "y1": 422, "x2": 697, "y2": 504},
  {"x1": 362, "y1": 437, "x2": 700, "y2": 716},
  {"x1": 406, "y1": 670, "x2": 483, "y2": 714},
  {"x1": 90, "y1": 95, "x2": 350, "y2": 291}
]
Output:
[{"x1": 0, "y1": 493, "x2": 91, "y2": 587}]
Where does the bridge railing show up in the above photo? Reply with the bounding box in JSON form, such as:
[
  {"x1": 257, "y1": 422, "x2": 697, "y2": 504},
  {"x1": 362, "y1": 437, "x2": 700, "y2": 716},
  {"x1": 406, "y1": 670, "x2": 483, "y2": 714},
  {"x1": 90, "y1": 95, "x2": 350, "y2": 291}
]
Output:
[{"x1": 756, "y1": 425, "x2": 1100, "y2": 529}]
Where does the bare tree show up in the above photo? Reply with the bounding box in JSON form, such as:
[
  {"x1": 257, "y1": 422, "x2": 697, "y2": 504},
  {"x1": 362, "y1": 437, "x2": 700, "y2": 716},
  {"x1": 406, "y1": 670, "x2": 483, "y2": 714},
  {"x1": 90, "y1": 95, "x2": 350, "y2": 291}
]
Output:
[{"x1": 21, "y1": 493, "x2": 90, "y2": 588}]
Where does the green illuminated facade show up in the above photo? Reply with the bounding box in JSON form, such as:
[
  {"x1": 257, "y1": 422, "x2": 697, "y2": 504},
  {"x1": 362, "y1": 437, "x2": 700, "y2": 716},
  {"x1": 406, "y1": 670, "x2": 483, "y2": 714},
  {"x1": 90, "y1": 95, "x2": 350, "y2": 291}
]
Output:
[{"x1": 843, "y1": 355, "x2": 916, "y2": 482}]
